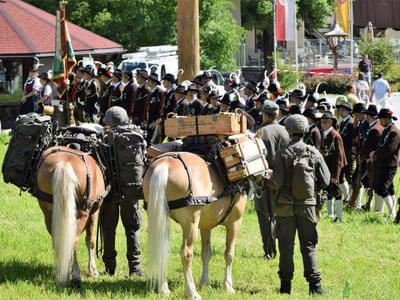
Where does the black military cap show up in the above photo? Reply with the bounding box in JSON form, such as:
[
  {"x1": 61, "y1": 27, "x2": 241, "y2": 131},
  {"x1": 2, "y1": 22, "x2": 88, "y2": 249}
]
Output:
[
  {"x1": 290, "y1": 89, "x2": 306, "y2": 100},
  {"x1": 362, "y1": 104, "x2": 378, "y2": 117},
  {"x1": 245, "y1": 81, "x2": 257, "y2": 92},
  {"x1": 123, "y1": 70, "x2": 133, "y2": 80},
  {"x1": 289, "y1": 104, "x2": 301, "y2": 115},
  {"x1": 306, "y1": 93, "x2": 318, "y2": 103},
  {"x1": 336, "y1": 101, "x2": 352, "y2": 112},
  {"x1": 162, "y1": 73, "x2": 176, "y2": 83},
  {"x1": 303, "y1": 108, "x2": 316, "y2": 120},
  {"x1": 39, "y1": 72, "x2": 50, "y2": 81},
  {"x1": 378, "y1": 108, "x2": 398, "y2": 120},
  {"x1": 320, "y1": 111, "x2": 337, "y2": 121},
  {"x1": 148, "y1": 73, "x2": 160, "y2": 84},
  {"x1": 352, "y1": 103, "x2": 366, "y2": 114},
  {"x1": 192, "y1": 77, "x2": 203, "y2": 86},
  {"x1": 83, "y1": 65, "x2": 96, "y2": 76},
  {"x1": 98, "y1": 67, "x2": 111, "y2": 78},
  {"x1": 113, "y1": 69, "x2": 122, "y2": 80},
  {"x1": 202, "y1": 71, "x2": 212, "y2": 78},
  {"x1": 174, "y1": 85, "x2": 186, "y2": 94},
  {"x1": 136, "y1": 69, "x2": 148, "y2": 78}
]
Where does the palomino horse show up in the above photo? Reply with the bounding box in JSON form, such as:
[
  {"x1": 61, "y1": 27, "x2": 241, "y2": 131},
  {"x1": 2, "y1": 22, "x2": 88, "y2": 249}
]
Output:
[
  {"x1": 143, "y1": 152, "x2": 247, "y2": 299},
  {"x1": 35, "y1": 145, "x2": 108, "y2": 287}
]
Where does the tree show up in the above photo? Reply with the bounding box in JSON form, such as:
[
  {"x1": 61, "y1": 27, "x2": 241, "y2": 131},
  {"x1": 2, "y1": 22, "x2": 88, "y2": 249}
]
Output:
[
  {"x1": 199, "y1": 0, "x2": 246, "y2": 71},
  {"x1": 358, "y1": 34, "x2": 396, "y2": 75},
  {"x1": 25, "y1": 0, "x2": 244, "y2": 72},
  {"x1": 241, "y1": 0, "x2": 333, "y2": 71}
]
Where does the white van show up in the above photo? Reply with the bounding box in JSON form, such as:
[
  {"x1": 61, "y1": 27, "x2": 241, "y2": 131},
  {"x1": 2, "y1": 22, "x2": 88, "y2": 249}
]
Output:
[{"x1": 118, "y1": 45, "x2": 179, "y2": 81}]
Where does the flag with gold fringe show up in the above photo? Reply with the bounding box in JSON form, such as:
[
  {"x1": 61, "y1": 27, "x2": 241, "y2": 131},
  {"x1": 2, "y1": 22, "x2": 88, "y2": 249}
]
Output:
[{"x1": 52, "y1": 1, "x2": 76, "y2": 98}]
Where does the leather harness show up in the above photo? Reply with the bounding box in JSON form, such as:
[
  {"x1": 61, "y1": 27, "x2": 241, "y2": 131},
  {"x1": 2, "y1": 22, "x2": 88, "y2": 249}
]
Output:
[
  {"x1": 32, "y1": 147, "x2": 110, "y2": 211},
  {"x1": 143, "y1": 153, "x2": 241, "y2": 223}
]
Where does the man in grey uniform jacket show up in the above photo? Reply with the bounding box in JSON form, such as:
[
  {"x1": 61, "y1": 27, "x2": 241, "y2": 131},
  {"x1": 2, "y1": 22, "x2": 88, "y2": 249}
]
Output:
[
  {"x1": 255, "y1": 101, "x2": 290, "y2": 259},
  {"x1": 271, "y1": 114, "x2": 330, "y2": 295}
]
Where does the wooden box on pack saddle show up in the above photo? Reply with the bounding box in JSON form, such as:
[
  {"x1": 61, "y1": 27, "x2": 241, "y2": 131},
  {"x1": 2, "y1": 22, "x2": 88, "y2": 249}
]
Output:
[
  {"x1": 219, "y1": 136, "x2": 268, "y2": 182},
  {"x1": 165, "y1": 112, "x2": 247, "y2": 138}
]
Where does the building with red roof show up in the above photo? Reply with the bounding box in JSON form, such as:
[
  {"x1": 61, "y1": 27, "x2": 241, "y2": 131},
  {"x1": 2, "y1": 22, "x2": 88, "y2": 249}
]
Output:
[
  {"x1": 0, "y1": 0, "x2": 124, "y2": 58},
  {"x1": 0, "y1": 0, "x2": 124, "y2": 99}
]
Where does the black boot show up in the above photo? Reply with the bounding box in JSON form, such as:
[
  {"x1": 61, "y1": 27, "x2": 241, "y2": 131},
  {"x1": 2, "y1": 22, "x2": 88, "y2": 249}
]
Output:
[
  {"x1": 309, "y1": 282, "x2": 328, "y2": 295},
  {"x1": 129, "y1": 268, "x2": 145, "y2": 277},
  {"x1": 279, "y1": 280, "x2": 291, "y2": 294},
  {"x1": 105, "y1": 264, "x2": 115, "y2": 276}
]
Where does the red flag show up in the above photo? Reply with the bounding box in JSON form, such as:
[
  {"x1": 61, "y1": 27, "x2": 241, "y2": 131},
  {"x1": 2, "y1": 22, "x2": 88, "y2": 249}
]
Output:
[{"x1": 276, "y1": 0, "x2": 296, "y2": 42}]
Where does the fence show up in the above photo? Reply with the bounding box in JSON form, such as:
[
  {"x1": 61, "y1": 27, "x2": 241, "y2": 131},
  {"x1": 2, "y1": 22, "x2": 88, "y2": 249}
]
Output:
[{"x1": 246, "y1": 38, "x2": 400, "y2": 69}]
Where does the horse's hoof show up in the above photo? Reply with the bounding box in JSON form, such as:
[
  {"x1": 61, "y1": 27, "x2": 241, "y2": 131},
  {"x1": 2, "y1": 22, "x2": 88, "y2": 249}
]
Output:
[
  {"x1": 199, "y1": 279, "x2": 210, "y2": 290},
  {"x1": 224, "y1": 282, "x2": 235, "y2": 294},
  {"x1": 90, "y1": 270, "x2": 100, "y2": 278},
  {"x1": 70, "y1": 279, "x2": 81, "y2": 289},
  {"x1": 184, "y1": 290, "x2": 201, "y2": 299}
]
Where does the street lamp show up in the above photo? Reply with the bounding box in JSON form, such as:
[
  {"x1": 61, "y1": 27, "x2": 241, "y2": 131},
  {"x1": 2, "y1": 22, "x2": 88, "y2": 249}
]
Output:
[{"x1": 325, "y1": 19, "x2": 348, "y2": 70}]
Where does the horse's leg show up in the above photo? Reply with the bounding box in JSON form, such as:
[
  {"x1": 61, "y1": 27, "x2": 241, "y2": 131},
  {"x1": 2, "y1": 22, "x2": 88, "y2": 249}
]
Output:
[
  {"x1": 223, "y1": 218, "x2": 243, "y2": 294},
  {"x1": 199, "y1": 228, "x2": 212, "y2": 289},
  {"x1": 180, "y1": 214, "x2": 201, "y2": 299},
  {"x1": 71, "y1": 248, "x2": 81, "y2": 288},
  {"x1": 86, "y1": 210, "x2": 100, "y2": 277},
  {"x1": 38, "y1": 200, "x2": 52, "y2": 234}
]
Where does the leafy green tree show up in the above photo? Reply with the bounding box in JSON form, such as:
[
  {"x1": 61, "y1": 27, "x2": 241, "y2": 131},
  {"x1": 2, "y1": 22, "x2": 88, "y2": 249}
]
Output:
[
  {"x1": 199, "y1": 0, "x2": 246, "y2": 71},
  {"x1": 241, "y1": 0, "x2": 333, "y2": 70},
  {"x1": 358, "y1": 34, "x2": 396, "y2": 75},
  {"x1": 25, "y1": 0, "x2": 244, "y2": 72}
]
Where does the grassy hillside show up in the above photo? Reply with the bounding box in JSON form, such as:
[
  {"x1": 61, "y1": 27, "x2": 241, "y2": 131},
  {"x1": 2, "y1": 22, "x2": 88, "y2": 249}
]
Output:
[{"x1": 0, "y1": 134, "x2": 400, "y2": 299}]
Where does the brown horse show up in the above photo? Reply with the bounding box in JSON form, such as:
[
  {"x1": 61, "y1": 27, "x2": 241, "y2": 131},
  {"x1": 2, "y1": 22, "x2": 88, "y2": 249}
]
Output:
[
  {"x1": 35, "y1": 145, "x2": 108, "y2": 287},
  {"x1": 143, "y1": 152, "x2": 247, "y2": 299}
]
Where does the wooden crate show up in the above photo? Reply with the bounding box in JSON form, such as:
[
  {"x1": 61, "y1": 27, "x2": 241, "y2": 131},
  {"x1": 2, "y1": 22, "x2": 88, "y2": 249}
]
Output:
[
  {"x1": 226, "y1": 156, "x2": 268, "y2": 182},
  {"x1": 165, "y1": 112, "x2": 247, "y2": 138},
  {"x1": 147, "y1": 140, "x2": 183, "y2": 160},
  {"x1": 219, "y1": 137, "x2": 266, "y2": 168}
]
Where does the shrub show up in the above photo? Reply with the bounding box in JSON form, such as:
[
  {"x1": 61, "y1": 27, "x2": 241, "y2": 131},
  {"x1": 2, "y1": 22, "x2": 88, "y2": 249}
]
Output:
[
  {"x1": 358, "y1": 33, "x2": 396, "y2": 75},
  {"x1": 303, "y1": 74, "x2": 353, "y2": 94}
]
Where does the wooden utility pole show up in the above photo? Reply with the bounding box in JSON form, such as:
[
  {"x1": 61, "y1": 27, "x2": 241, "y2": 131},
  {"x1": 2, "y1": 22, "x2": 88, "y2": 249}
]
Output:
[{"x1": 177, "y1": 0, "x2": 200, "y2": 83}]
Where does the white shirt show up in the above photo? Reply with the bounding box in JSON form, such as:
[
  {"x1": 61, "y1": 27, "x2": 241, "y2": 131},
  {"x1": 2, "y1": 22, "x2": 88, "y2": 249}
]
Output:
[
  {"x1": 323, "y1": 127, "x2": 333, "y2": 137},
  {"x1": 372, "y1": 78, "x2": 390, "y2": 100},
  {"x1": 341, "y1": 114, "x2": 351, "y2": 124}
]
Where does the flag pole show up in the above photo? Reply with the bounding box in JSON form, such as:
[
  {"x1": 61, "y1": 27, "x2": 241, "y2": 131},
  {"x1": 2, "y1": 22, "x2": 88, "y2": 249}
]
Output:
[
  {"x1": 350, "y1": 0, "x2": 354, "y2": 75},
  {"x1": 273, "y1": 0, "x2": 278, "y2": 79},
  {"x1": 60, "y1": 0, "x2": 70, "y2": 125},
  {"x1": 294, "y1": 0, "x2": 299, "y2": 83}
]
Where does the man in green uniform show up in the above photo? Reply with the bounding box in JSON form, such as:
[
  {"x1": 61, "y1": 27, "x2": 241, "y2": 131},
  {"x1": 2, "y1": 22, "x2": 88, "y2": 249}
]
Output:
[
  {"x1": 272, "y1": 114, "x2": 330, "y2": 295},
  {"x1": 255, "y1": 101, "x2": 290, "y2": 259}
]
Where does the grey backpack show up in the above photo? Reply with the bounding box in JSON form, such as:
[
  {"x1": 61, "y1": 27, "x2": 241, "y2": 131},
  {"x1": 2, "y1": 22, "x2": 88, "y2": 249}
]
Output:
[
  {"x1": 104, "y1": 125, "x2": 147, "y2": 201},
  {"x1": 2, "y1": 113, "x2": 56, "y2": 190},
  {"x1": 285, "y1": 145, "x2": 316, "y2": 202}
]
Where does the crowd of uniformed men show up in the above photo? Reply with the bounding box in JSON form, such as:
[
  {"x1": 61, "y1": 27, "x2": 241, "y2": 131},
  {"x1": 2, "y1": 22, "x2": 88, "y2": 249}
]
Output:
[{"x1": 24, "y1": 62, "x2": 400, "y2": 294}]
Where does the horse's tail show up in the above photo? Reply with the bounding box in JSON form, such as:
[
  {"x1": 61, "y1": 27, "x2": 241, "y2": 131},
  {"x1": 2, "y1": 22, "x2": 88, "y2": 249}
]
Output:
[
  {"x1": 51, "y1": 161, "x2": 79, "y2": 286},
  {"x1": 147, "y1": 163, "x2": 170, "y2": 293}
]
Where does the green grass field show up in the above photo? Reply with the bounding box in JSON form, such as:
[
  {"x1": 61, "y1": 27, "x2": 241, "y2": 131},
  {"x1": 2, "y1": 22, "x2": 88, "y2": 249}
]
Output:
[{"x1": 1, "y1": 134, "x2": 400, "y2": 299}]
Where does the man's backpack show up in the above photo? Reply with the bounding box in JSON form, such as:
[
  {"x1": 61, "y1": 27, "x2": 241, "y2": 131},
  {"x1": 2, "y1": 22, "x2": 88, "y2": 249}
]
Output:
[
  {"x1": 104, "y1": 125, "x2": 147, "y2": 201},
  {"x1": 2, "y1": 113, "x2": 56, "y2": 190},
  {"x1": 285, "y1": 145, "x2": 316, "y2": 202}
]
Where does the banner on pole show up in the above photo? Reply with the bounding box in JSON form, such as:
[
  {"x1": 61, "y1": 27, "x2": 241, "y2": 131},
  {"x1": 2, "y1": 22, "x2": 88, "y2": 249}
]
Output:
[
  {"x1": 335, "y1": 0, "x2": 350, "y2": 34},
  {"x1": 276, "y1": 0, "x2": 296, "y2": 42},
  {"x1": 52, "y1": 2, "x2": 76, "y2": 98}
]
